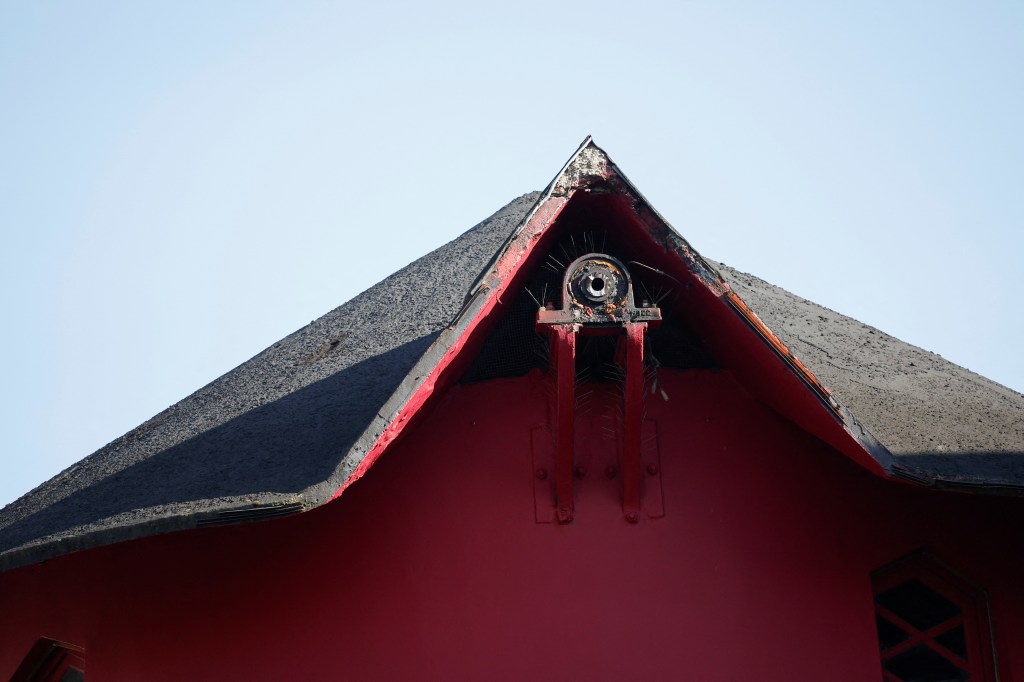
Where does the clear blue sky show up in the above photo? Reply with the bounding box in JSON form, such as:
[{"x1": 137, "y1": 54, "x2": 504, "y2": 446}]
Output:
[{"x1": 2, "y1": 1, "x2": 1022, "y2": 507}]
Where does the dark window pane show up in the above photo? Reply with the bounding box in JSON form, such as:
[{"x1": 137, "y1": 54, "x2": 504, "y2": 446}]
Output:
[
  {"x1": 936, "y1": 625, "x2": 968, "y2": 659},
  {"x1": 884, "y1": 644, "x2": 968, "y2": 682},
  {"x1": 877, "y1": 579, "x2": 961, "y2": 631},
  {"x1": 878, "y1": 614, "x2": 910, "y2": 651}
]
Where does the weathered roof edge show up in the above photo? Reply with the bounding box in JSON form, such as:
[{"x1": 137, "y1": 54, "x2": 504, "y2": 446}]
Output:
[
  {"x1": 326, "y1": 137, "x2": 1024, "y2": 499},
  {"x1": 317, "y1": 138, "x2": 900, "y2": 509},
  {"x1": 714, "y1": 260, "x2": 1024, "y2": 492},
  {"x1": 573, "y1": 144, "x2": 901, "y2": 478},
  {"x1": 594, "y1": 144, "x2": 900, "y2": 478},
  {"x1": 316, "y1": 141, "x2": 590, "y2": 500}
]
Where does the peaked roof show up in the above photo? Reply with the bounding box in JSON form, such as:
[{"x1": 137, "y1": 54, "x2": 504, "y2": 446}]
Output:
[{"x1": 2, "y1": 139, "x2": 1023, "y2": 572}]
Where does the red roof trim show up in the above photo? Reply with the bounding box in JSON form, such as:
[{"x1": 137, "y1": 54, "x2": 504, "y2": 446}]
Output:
[
  {"x1": 330, "y1": 193, "x2": 571, "y2": 500},
  {"x1": 330, "y1": 139, "x2": 896, "y2": 501}
]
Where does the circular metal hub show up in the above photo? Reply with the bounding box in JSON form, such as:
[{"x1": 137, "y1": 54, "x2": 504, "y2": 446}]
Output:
[{"x1": 570, "y1": 259, "x2": 626, "y2": 306}]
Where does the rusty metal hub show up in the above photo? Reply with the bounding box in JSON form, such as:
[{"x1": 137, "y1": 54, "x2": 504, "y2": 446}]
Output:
[{"x1": 538, "y1": 254, "x2": 661, "y2": 328}]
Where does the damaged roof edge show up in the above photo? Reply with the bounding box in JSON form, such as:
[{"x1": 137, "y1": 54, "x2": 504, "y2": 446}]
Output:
[
  {"x1": 464, "y1": 136, "x2": 596, "y2": 301},
  {"x1": 715, "y1": 261, "x2": 1024, "y2": 493},
  {"x1": 718, "y1": 284, "x2": 899, "y2": 477},
  {"x1": 326, "y1": 137, "x2": 616, "y2": 504},
  {"x1": 322, "y1": 137, "x2": 903, "y2": 506},
  {"x1": 579, "y1": 142, "x2": 1016, "y2": 491},
  {"x1": 323, "y1": 191, "x2": 574, "y2": 503},
  {"x1": 580, "y1": 142, "x2": 904, "y2": 481},
  {"x1": 325, "y1": 292, "x2": 496, "y2": 501}
]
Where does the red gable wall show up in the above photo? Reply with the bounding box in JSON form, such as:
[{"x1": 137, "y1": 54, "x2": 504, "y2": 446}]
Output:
[{"x1": 2, "y1": 370, "x2": 1023, "y2": 680}]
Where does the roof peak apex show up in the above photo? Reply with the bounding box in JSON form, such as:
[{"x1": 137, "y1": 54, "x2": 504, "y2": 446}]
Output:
[{"x1": 548, "y1": 136, "x2": 616, "y2": 197}]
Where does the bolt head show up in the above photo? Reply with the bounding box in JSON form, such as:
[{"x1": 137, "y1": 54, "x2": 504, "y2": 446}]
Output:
[
  {"x1": 535, "y1": 468, "x2": 548, "y2": 480},
  {"x1": 574, "y1": 466, "x2": 586, "y2": 480},
  {"x1": 625, "y1": 511, "x2": 640, "y2": 524},
  {"x1": 605, "y1": 465, "x2": 618, "y2": 479},
  {"x1": 646, "y1": 463, "x2": 660, "y2": 476}
]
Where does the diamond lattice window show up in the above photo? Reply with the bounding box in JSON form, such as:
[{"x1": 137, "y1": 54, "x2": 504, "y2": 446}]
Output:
[{"x1": 873, "y1": 553, "x2": 996, "y2": 682}]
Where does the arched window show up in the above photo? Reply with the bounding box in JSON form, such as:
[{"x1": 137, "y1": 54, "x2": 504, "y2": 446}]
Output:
[
  {"x1": 10, "y1": 638, "x2": 85, "y2": 682},
  {"x1": 872, "y1": 552, "x2": 996, "y2": 682}
]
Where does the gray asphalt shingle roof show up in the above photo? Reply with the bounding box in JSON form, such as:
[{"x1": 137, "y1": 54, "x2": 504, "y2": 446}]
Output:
[
  {"x1": 717, "y1": 263, "x2": 1024, "y2": 488},
  {"x1": 0, "y1": 192, "x2": 539, "y2": 572},
  {"x1": 2, "y1": 140, "x2": 1021, "y2": 573}
]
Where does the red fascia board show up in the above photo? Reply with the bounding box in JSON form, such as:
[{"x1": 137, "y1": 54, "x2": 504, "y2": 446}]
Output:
[
  {"x1": 670, "y1": 254, "x2": 892, "y2": 478},
  {"x1": 331, "y1": 147, "x2": 893, "y2": 504},
  {"x1": 569, "y1": 187, "x2": 893, "y2": 480},
  {"x1": 706, "y1": 285, "x2": 890, "y2": 477},
  {"x1": 330, "y1": 195, "x2": 571, "y2": 500}
]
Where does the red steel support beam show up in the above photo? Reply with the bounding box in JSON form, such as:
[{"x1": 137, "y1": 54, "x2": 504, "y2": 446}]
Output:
[
  {"x1": 552, "y1": 325, "x2": 577, "y2": 524},
  {"x1": 622, "y1": 322, "x2": 646, "y2": 523}
]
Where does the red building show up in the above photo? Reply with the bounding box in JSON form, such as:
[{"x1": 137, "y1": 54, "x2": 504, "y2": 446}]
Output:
[{"x1": 2, "y1": 139, "x2": 1023, "y2": 681}]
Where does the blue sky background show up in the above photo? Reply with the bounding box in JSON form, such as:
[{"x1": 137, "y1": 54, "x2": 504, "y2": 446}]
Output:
[{"x1": 2, "y1": 1, "x2": 1022, "y2": 507}]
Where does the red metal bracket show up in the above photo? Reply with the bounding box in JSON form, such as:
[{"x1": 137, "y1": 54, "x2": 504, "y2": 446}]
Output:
[
  {"x1": 622, "y1": 322, "x2": 646, "y2": 523},
  {"x1": 535, "y1": 253, "x2": 661, "y2": 525},
  {"x1": 551, "y1": 325, "x2": 576, "y2": 524}
]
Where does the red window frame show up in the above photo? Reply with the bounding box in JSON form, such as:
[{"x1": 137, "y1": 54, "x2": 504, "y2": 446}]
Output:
[{"x1": 872, "y1": 552, "x2": 996, "y2": 682}]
